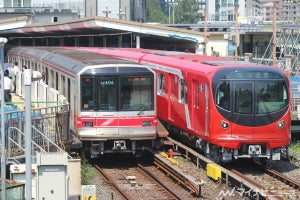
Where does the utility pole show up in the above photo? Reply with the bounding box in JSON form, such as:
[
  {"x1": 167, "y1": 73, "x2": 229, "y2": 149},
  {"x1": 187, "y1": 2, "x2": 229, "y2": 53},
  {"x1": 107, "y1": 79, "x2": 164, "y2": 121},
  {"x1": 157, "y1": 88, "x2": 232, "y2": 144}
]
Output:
[
  {"x1": 24, "y1": 69, "x2": 42, "y2": 200},
  {"x1": 199, "y1": 9, "x2": 207, "y2": 56},
  {"x1": 165, "y1": 0, "x2": 177, "y2": 24},
  {"x1": 234, "y1": 6, "x2": 239, "y2": 60},
  {"x1": 273, "y1": 3, "x2": 277, "y2": 66},
  {"x1": 24, "y1": 69, "x2": 32, "y2": 200},
  {"x1": 0, "y1": 37, "x2": 8, "y2": 200},
  {"x1": 265, "y1": 2, "x2": 277, "y2": 66},
  {"x1": 118, "y1": 8, "x2": 126, "y2": 20},
  {"x1": 102, "y1": 6, "x2": 111, "y2": 18}
]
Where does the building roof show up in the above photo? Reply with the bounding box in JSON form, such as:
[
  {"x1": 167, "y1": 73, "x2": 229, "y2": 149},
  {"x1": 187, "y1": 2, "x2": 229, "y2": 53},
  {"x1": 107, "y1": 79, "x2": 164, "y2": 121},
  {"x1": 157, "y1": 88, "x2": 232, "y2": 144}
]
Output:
[{"x1": 0, "y1": 16, "x2": 206, "y2": 44}]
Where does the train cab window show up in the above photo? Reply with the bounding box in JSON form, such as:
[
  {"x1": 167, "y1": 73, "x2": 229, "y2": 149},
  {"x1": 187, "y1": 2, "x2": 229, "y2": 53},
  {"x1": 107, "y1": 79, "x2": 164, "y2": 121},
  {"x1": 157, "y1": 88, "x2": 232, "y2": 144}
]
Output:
[
  {"x1": 158, "y1": 74, "x2": 165, "y2": 95},
  {"x1": 256, "y1": 81, "x2": 288, "y2": 114},
  {"x1": 98, "y1": 77, "x2": 116, "y2": 111},
  {"x1": 81, "y1": 77, "x2": 94, "y2": 110},
  {"x1": 235, "y1": 82, "x2": 253, "y2": 114},
  {"x1": 180, "y1": 79, "x2": 187, "y2": 104},
  {"x1": 216, "y1": 81, "x2": 230, "y2": 111},
  {"x1": 120, "y1": 76, "x2": 154, "y2": 111}
]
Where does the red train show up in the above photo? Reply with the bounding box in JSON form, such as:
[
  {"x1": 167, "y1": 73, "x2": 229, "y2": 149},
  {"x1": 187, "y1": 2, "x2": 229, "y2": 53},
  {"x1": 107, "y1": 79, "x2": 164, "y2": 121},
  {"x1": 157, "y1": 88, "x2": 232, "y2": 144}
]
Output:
[{"x1": 72, "y1": 47, "x2": 291, "y2": 163}]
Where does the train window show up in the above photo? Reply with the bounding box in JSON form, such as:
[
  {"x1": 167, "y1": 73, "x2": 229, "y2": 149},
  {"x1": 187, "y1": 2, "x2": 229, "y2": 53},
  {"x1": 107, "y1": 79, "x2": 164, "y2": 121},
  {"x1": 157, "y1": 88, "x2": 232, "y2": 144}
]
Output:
[
  {"x1": 81, "y1": 77, "x2": 95, "y2": 110},
  {"x1": 224, "y1": 71, "x2": 283, "y2": 79},
  {"x1": 171, "y1": 75, "x2": 176, "y2": 98},
  {"x1": 256, "y1": 81, "x2": 288, "y2": 114},
  {"x1": 67, "y1": 78, "x2": 71, "y2": 102},
  {"x1": 56, "y1": 72, "x2": 58, "y2": 90},
  {"x1": 235, "y1": 82, "x2": 253, "y2": 114},
  {"x1": 45, "y1": 68, "x2": 49, "y2": 84},
  {"x1": 98, "y1": 77, "x2": 116, "y2": 111},
  {"x1": 180, "y1": 79, "x2": 187, "y2": 104},
  {"x1": 61, "y1": 75, "x2": 66, "y2": 96},
  {"x1": 120, "y1": 76, "x2": 154, "y2": 111},
  {"x1": 193, "y1": 80, "x2": 199, "y2": 108},
  {"x1": 50, "y1": 70, "x2": 54, "y2": 88},
  {"x1": 158, "y1": 74, "x2": 165, "y2": 95},
  {"x1": 216, "y1": 81, "x2": 230, "y2": 111}
]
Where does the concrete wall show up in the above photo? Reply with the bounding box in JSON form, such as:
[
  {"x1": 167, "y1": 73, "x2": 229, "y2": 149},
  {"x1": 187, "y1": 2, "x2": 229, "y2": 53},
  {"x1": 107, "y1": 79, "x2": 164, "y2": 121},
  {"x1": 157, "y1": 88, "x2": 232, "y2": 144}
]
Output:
[{"x1": 208, "y1": 34, "x2": 230, "y2": 57}]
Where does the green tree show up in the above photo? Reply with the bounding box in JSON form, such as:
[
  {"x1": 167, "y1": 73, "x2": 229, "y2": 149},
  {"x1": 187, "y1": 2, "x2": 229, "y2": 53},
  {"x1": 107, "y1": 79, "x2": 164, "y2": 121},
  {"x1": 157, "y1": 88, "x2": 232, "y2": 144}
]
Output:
[
  {"x1": 175, "y1": 0, "x2": 200, "y2": 24},
  {"x1": 146, "y1": 0, "x2": 168, "y2": 23}
]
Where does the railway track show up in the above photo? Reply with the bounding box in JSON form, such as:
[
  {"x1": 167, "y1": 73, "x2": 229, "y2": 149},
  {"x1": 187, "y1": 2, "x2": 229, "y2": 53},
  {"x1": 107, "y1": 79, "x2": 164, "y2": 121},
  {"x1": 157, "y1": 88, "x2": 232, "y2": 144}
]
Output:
[
  {"x1": 160, "y1": 137, "x2": 300, "y2": 200},
  {"x1": 229, "y1": 162, "x2": 300, "y2": 200},
  {"x1": 85, "y1": 137, "x2": 300, "y2": 200},
  {"x1": 90, "y1": 155, "x2": 190, "y2": 200}
]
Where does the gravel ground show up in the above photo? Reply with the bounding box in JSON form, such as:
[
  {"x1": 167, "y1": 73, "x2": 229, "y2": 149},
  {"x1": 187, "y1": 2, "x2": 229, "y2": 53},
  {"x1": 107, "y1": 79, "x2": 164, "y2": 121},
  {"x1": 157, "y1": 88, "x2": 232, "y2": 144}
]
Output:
[
  {"x1": 85, "y1": 152, "x2": 300, "y2": 200},
  {"x1": 87, "y1": 168, "x2": 123, "y2": 200}
]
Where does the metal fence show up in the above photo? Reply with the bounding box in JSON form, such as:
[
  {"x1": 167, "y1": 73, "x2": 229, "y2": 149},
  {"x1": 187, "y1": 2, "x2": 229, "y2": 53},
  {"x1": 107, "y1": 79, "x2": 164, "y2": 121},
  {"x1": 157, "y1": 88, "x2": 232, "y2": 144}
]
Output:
[
  {"x1": 290, "y1": 76, "x2": 300, "y2": 120},
  {"x1": 0, "y1": 179, "x2": 25, "y2": 200},
  {"x1": 3, "y1": 104, "x2": 70, "y2": 163}
]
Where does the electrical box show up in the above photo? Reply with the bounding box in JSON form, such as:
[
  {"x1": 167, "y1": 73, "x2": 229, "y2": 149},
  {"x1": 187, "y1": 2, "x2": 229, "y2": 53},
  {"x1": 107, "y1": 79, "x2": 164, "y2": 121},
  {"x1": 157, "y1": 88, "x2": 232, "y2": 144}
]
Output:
[
  {"x1": 207, "y1": 163, "x2": 221, "y2": 180},
  {"x1": 36, "y1": 152, "x2": 68, "y2": 200}
]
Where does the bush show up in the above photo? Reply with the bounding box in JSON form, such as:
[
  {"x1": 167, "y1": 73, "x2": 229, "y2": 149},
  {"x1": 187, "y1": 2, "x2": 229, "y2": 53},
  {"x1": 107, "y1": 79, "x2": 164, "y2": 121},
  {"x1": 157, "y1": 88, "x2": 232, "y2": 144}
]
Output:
[
  {"x1": 289, "y1": 142, "x2": 300, "y2": 153},
  {"x1": 81, "y1": 163, "x2": 96, "y2": 185}
]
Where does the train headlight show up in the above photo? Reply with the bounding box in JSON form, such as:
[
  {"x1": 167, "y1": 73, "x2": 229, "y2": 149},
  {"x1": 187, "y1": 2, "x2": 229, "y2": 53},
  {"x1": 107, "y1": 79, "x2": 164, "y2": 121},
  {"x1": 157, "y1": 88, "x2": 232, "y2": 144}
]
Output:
[
  {"x1": 142, "y1": 120, "x2": 153, "y2": 127},
  {"x1": 277, "y1": 121, "x2": 285, "y2": 129},
  {"x1": 220, "y1": 120, "x2": 229, "y2": 129}
]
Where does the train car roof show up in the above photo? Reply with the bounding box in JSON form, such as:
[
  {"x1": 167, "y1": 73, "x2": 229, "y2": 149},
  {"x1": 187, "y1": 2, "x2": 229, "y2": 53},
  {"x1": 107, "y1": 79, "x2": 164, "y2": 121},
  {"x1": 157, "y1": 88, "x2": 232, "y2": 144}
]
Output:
[
  {"x1": 7, "y1": 47, "x2": 139, "y2": 76},
  {"x1": 114, "y1": 48, "x2": 231, "y2": 63},
  {"x1": 69, "y1": 47, "x2": 274, "y2": 77}
]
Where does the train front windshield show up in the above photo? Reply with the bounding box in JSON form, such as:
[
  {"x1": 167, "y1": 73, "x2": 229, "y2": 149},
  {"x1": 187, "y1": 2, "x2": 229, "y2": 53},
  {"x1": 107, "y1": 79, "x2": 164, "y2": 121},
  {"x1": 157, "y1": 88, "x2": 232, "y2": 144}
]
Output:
[
  {"x1": 81, "y1": 73, "x2": 154, "y2": 112},
  {"x1": 213, "y1": 68, "x2": 289, "y2": 126}
]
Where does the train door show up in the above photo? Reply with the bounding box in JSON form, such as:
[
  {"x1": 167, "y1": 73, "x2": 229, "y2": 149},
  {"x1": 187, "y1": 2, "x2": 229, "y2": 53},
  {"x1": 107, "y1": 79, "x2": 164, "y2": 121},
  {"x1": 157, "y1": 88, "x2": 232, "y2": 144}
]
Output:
[
  {"x1": 96, "y1": 76, "x2": 119, "y2": 135},
  {"x1": 157, "y1": 73, "x2": 167, "y2": 120},
  {"x1": 204, "y1": 83, "x2": 209, "y2": 137},
  {"x1": 168, "y1": 74, "x2": 176, "y2": 121},
  {"x1": 191, "y1": 80, "x2": 198, "y2": 131},
  {"x1": 232, "y1": 81, "x2": 254, "y2": 138},
  {"x1": 179, "y1": 79, "x2": 189, "y2": 128}
]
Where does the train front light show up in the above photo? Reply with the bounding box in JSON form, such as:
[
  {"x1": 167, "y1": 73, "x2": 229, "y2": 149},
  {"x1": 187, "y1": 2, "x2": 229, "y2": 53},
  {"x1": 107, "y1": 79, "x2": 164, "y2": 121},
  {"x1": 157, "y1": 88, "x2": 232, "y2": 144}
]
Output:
[
  {"x1": 142, "y1": 120, "x2": 153, "y2": 127},
  {"x1": 277, "y1": 121, "x2": 285, "y2": 129},
  {"x1": 220, "y1": 120, "x2": 229, "y2": 129}
]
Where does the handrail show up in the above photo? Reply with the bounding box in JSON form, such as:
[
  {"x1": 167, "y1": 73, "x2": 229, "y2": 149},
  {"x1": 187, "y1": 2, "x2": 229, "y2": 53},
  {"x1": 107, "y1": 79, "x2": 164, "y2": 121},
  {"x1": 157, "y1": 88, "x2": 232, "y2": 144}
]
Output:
[{"x1": 8, "y1": 126, "x2": 72, "y2": 160}]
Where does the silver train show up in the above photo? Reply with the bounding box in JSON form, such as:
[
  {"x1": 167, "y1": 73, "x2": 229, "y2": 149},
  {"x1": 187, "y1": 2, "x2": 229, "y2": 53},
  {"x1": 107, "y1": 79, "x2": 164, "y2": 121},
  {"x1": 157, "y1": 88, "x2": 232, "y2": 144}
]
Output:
[{"x1": 7, "y1": 46, "x2": 159, "y2": 156}]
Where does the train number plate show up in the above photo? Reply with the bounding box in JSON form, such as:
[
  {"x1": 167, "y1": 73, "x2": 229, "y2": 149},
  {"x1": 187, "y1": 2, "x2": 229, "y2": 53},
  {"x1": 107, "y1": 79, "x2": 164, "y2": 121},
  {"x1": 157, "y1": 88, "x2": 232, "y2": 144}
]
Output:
[
  {"x1": 84, "y1": 122, "x2": 93, "y2": 127},
  {"x1": 248, "y1": 145, "x2": 261, "y2": 155}
]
